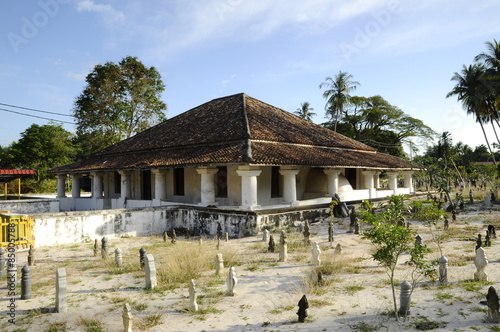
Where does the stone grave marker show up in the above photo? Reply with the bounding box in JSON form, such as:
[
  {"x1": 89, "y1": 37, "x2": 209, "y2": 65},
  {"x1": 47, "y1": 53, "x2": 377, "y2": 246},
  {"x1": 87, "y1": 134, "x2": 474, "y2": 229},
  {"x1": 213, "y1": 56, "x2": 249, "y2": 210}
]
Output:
[
  {"x1": 487, "y1": 286, "x2": 500, "y2": 323},
  {"x1": 144, "y1": 254, "x2": 157, "y2": 290},
  {"x1": 476, "y1": 234, "x2": 482, "y2": 251},
  {"x1": 115, "y1": 248, "x2": 123, "y2": 267},
  {"x1": 438, "y1": 256, "x2": 448, "y2": 284},
  {"x1": 328, "y1": 222, "x2": 334, "y2": 244},
  {"x1": 122, "y1": 303, "x2": 133, "y2": 332},
  {"x1": 56, "y1": 268, "x2": 67, "y2": 313},
  {"x1": 398, "y1": 281, "x2": 411, "y2": 316},
  {"x1": 21, "y1": 265, "x2": 31, "y2": 300},
  {"x1": 279, "y1": 230, "x2": 288, "y2": 262},
  {"x1": 101, "y1": 237, "x2": 108, "y2": 259},
  {"x1": 297, "y1": 295, "x2": 309, "y2": 322},
  {"x1": 474, "y1": 247, "x2": 488, "y2": 281},
  {"x1": 488, "y1": 225, "x2": 497, "y2": 239},
  {"x1": 215, "y1": 253, "x2": 224, "y2": 276},
  {"x1": 312, "y1": 242, "x2": 321, "y2": 266},
  {"x1": 93, "y1": 239, "x2": 98, "y2": 257},
  {"x1": 303, "y1": 220, "x2": 311, "y2": 245},
  {"x1": 334, "y1": 243, "x2": 342, "y2": 254},
  {"x1": 268, "y1": 235, "x2": 275, "y2": 253},
  {"x1": 27, "y1": 244, "x2": 35, "y2": 266},
  {"x1": 226, "y1": 267, "x2": 237, "y2": 296},
  {"x1": 189, "y1": 279, "x2": 198, "y2": 312},
  {"x1": 139, "y1": 247, "x2": 146, "y2": 269}
]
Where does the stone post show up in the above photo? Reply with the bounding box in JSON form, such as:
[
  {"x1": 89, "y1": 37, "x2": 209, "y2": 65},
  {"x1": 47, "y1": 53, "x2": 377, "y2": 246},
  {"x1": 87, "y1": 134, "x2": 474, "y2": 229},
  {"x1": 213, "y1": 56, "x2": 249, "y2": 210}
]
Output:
[
  {"x1": 115, "y1": 248, "x2": 123, "y2": 268},
  {"x1": 122, "y1": 303, "x2": 133, "y2": 332},
  {"x1": 56, "y1": 268, "x2": 67, "y2": 313},
  {"x1": 438, "y1": 256, "x2": 448, "y2": 284},
  {"x1": 215, "y1": 253, "x2": 224, "y2": 276},
  {"x1": 101, "y1": 237, "x2": 108, "y2": 259},
  {"x1": 144, "y1": 254, "x2": 157, "y2": 290},
  {"x1": 487, "y1": 286, "x2": 500, "y2": 323},
  {"x1": 399, "y1": 281, "x2": 412, "y2": 316},
  {"x1": 27, "y1": 244, "x2": 35, "y2": 266},
  {"x1": 93, "y1": 239, "x2": 98, "y2": 257},
  {"x1": 474, "y1": 247, "x2": 488, "y2": 281},
  {"x1": 189, "y1": 279, "x2": 198, "y2": 312},
  {"x1": 21, "y1": 265, "x2": 31, "y2": 300},
  {"x1": 139, "y1": 247, "x2": 146, "y2": 269},
  {"x1": 297, "y1": 295, "x2": 309, "y2": 322},
  {"x1": 226, "y1": 267, "x2": 238, "y2": 296},
  {"x1": 279, "y1": 230, "x2": 288, "y2": 262},
  {"x1": 312, "y1": 242, "x2": 321, "y2": 266}
]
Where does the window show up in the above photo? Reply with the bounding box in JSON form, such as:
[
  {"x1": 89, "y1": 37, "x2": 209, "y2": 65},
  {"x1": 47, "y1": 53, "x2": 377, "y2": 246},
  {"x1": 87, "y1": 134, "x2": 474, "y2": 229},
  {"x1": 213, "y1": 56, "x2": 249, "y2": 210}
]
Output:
[
  {"x1": 215, "y1": 166, "x2": 228, "y2": 198},
  {"x1": 174, "y1": 168, "x2": 185, "y2": 196},
  {"x1": 141, "y1": 170, "x2": 152, "y2": 200},
  {"x1": 271, "y1": 166, "x2": 282, "y2": 198},
  {"x1": 114, "y1": 171, "x2": 121, "y2": 194}
]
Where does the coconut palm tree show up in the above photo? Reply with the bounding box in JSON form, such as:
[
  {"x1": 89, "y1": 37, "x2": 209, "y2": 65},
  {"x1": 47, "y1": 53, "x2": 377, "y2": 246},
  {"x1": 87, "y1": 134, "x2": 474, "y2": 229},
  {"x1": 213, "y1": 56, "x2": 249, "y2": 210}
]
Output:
[
  {"x1": 294, "y1": 102, "x2": 316, "y2": 121},
  {"x1": 319, "y1": 71, "x2": 360, "y2": 132},
  {"x1": 446, "y1": 64, "x2": 497, "y2": 164}
]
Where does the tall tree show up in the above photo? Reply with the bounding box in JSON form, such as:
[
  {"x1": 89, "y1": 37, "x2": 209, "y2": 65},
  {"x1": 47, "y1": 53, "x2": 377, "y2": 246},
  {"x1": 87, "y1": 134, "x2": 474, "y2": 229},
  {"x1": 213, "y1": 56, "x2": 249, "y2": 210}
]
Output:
[
  {"x1": 74, "y1": 56, "x2": 167, "y2": 156},
  {"x1": 447, "y1": 64, "x2": 497, "y2": 164},
  {"x1": 294, "y1": 102, "x2": 316, "y2": 121},
  {"x1": 327, "y1": 95, "x2": 435, "y2": 157},
  {"x1": 9, "y1": 123, "x2": 76, "y2": 182},
  {"x1": 319, "y1": 71, "x2": 359, "y2": 132}
]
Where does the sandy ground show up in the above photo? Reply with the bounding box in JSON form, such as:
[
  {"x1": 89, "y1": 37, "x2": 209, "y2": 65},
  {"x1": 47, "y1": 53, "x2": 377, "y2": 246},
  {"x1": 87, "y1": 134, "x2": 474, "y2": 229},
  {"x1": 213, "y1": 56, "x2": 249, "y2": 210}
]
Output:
[{"x1": 1, "y1": 201, "x2": 500, "y2": 332}]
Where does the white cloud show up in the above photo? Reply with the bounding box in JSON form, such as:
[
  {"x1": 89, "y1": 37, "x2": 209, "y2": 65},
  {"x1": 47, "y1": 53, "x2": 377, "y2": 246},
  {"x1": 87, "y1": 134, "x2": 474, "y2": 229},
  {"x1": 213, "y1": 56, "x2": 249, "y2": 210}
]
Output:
[
  {"x1": 65, "y1": 71, "x2": 86, "y2": 80},
  {"x1": 75, "y1": 0, "x2": 125, "y2": 23}
]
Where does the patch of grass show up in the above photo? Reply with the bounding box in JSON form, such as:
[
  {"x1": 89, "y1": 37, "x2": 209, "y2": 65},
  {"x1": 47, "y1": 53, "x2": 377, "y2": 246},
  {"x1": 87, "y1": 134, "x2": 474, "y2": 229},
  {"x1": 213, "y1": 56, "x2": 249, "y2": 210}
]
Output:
[
  {"x1": 136, "y1": 314, "x2": 163, "y2": 329},
  {"x1": 269, "y1": 304, "x2": 295, "y2": 314},
  {"x1": 349, "y1": 321, "x2": 385, "y2": 332},
  {"x1": 78, "y1": 317, "x2": 106, "y2": 332},
  {"x1": 345, "y1": 284, "x2": 365, "y2": 295},
  {"x1": 245, "y1": 265, "x2": 260, "y2": 272},
  {"x1": 43, "y1": 322, "x2": 68, "y2": 332},
  {"x1": 133, "y1": 303, "x2": 148, "y2": 311},
  {"x1": 458, "y1": 279, "x2": 492, "y2": 292},
  {"x1": 435, "y1": 293, "x2": 454, "y2": 303},
  {"x1": 309, "y1": 299, "x2": 332, "y2": 307},
  {"x1": 487, "y1": 325, "x2": 500, "y2": 331}
]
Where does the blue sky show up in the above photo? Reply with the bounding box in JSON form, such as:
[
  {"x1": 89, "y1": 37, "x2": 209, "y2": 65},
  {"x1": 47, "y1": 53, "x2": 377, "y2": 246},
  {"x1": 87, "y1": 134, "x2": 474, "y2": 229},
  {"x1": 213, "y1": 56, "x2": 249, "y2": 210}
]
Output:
[{"x1": 1, "y1": 0, "x2": 500, "y2": 155}]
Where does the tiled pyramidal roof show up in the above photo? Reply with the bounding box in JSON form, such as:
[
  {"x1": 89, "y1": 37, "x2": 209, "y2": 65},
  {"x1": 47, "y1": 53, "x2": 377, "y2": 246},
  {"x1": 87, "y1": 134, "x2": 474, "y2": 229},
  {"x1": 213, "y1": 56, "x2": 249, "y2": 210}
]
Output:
[{"x1": 50, "y1": 93, "x2": 417, "y2": 173}]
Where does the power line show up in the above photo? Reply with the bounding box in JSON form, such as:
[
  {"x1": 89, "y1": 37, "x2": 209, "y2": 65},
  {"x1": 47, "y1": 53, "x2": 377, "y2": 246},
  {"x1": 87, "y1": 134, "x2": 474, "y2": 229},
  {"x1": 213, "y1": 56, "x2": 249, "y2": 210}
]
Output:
[
  {"x1": 0, "y1": 107, "x2": 74, "y2": 125},
  {"x1": 0, "y1": 102, "x2": 73, "y2": 118}
]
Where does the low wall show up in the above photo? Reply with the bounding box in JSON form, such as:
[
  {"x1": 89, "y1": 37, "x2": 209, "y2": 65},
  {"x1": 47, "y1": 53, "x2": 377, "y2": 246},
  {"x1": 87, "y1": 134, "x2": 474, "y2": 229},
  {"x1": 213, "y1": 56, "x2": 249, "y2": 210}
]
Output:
[
  {"x1": 0, "y1": 198, "x2": 59, "y2": 214},
  {"x1": 30, "y1": 204, "x2": 334, "y2": 247}
]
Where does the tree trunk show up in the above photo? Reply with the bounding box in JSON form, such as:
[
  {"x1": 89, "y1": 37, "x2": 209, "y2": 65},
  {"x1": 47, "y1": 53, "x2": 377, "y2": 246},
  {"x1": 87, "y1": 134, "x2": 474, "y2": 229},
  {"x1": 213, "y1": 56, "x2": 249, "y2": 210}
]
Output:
[
  {"x1": 479, "y1": 118, "x2": 497, "y2": 165},
  {"x1": 391, "y1": 270, "x2": 399, "y2": 321}
]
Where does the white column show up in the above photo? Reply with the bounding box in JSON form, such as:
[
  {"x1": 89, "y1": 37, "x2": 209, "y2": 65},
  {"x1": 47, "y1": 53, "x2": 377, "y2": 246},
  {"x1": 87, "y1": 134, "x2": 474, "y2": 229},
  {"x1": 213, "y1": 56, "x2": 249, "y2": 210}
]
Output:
[
  {"x1": 91, "y1": 172, "x2": 103, "y2": 198},
  {"x1": 387, "y1": 171, "x2": 399, "y2": 193},
  {"x1": 196, "y1": 167, "x2": 218, "y2": 206},
  {"x1": 403, "y1": 171, "x2": 414, "y2": 193},
  {"x1": 71, "y1": 174, "x2": 81, "y2": 198},
  {"x1": 118, "y1": 171, "x2": 130, "y2": 200},
  {"x1": 324, "y1": 169, "x2": 341, "y2": 196},
  {"x1": 279, "y1": 167, "x2": 300, "y2": 205},
  {"x1": 362, "y1": 170, "x2": 376, "y2": 199},
  {"x1": 152, "y1": 169, "x2": 167, "y2": 201},
  {"x1": 57, "y1": 175, "x2": 66, "y2": 198},
  {"x1": 374, "y1": 171, "x2": 382, "y2": 189},
  {"x1": 236, "y1": 166, "x2": 262, "y2": 210}
]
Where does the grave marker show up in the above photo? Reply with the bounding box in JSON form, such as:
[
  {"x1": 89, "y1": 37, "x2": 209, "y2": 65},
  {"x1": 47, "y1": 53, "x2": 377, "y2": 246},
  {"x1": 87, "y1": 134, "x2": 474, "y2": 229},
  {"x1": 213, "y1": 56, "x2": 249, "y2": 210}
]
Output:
[
  {"x1": 21, "y1": 265, "x2": 31, "y2": 300},
  {"x1": 144, "y1": 254, "x2": 157, "y2": 290},
  {"x1": 56, "y1": 268, "x2": 67, "y2": 313}
]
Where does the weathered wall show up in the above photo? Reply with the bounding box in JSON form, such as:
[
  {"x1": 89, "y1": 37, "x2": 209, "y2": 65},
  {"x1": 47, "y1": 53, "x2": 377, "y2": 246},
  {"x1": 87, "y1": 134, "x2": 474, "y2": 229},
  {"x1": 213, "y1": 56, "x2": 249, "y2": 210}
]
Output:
[
  {"x1": 31, "y1": 206, "x2": 259, "y2": 247},
  {"x1": 0, "y1": 198, "x2": 59, "y2": 214},
  {"x1": 30, "y1": 204, "x2": 332, "y2": 247}
]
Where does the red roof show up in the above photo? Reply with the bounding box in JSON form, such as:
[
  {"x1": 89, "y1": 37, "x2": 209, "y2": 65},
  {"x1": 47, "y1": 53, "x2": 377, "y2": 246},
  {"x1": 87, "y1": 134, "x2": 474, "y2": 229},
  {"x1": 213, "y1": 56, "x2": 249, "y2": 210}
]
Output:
[{"x1": 0, "y1": 169, "x2": 36, "y2": 175}]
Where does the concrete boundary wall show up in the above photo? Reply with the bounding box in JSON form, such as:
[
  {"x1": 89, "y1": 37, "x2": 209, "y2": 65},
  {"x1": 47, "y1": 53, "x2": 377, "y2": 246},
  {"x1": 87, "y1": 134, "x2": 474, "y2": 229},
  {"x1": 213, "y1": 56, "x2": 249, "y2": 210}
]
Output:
[{"x1": 0, "y1": 198, "x2": 59, "y2": 214}]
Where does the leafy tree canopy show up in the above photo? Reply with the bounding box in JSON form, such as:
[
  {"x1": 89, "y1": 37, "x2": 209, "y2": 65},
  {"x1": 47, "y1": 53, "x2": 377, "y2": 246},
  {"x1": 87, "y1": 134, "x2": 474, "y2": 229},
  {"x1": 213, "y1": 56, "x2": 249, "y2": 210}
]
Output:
[
  {"x1": 9, "y1": 123, "x2": 76, "y2": 181},
  {"x1": 324, "y1": 95, "x2": 435, "y2": 157},
  {"x1": 73, "y1": 56, "x2": 167, "y2": 157}
]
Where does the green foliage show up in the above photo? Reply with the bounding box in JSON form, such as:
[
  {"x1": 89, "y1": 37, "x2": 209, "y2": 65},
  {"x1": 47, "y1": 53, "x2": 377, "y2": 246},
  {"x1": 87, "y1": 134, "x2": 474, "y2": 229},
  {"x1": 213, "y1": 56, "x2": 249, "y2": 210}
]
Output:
[
  {"x1": 9, "y1": 123, "x2": 76, "y2": 183},
  {"x1": 74, "y1": 56, "x2": 167, "y2": 156},
  {"x1": 362, "y1": 195, "x2": 433, "y2": 321}
]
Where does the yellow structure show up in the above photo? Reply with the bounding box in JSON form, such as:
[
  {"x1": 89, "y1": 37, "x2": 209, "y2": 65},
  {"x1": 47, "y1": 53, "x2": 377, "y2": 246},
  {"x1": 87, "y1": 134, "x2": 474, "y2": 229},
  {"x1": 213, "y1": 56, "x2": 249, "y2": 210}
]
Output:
[{"x1": 0, "y1": 212, "x2": 35, "y2": 248}]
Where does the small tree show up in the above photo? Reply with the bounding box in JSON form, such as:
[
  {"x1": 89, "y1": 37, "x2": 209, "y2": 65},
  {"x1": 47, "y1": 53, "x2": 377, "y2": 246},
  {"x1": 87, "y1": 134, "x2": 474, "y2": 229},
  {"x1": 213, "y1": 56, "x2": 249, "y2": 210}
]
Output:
[{"x1": 362, "y1": 195, "x2": 432, "y2": 321}]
